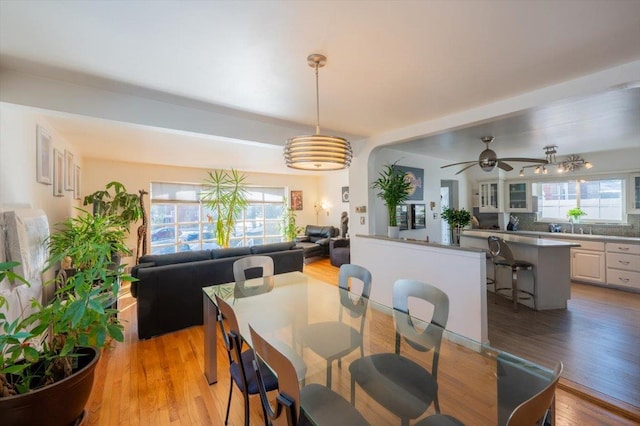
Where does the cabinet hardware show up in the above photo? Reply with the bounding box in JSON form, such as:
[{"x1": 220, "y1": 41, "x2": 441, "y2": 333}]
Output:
[
  {"x1": 618, "y1": 260, "x2": 630, "y2": 265},
  {"x1": 618, "y1": 277, "x2": 630, "y2": 283},
  {"x1": 618, "y1": 247, "x2": 629, "y2": 251}
]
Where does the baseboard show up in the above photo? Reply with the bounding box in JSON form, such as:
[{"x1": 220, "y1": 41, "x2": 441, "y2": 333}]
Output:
[{"x1": 558, "y1": 377, "x2": 640, "y2": 422}]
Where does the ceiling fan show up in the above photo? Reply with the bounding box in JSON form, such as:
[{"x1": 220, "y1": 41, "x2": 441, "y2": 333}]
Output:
[{"x1": 440, "y1": 136, "x2": 548, "y2": 175}]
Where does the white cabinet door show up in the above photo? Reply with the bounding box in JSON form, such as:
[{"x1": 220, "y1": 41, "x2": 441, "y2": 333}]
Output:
[
  {"x1": 506, "y1": 181, "x2": 531, "y2": 212},
  {"x1": 479, "y1": 181, "x2": 500, "y2": 212},
  {"x1": 571, "y1": 249, "x2": 606, "y2": 284}
]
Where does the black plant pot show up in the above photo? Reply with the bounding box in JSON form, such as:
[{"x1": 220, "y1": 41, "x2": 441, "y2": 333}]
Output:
[{"x1": 0, "y1": 347, "x2": 100, "y2": 426}]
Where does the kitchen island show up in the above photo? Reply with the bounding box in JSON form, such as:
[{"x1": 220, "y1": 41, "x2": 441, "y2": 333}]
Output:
[{"x1": 460, "y1": 230, "x2": 580, "y2": 310}]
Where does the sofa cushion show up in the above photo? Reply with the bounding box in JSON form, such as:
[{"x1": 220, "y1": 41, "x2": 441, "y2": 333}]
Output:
[
  {"x1": 212, "y1": 247, "x2": 252, "y2": 259},
  {"x1": 250, "y1": 241, "x2": 296, "y2": 254},
  {"x1": 139, "y1": 250, "x2": 211, "y2": 266}
]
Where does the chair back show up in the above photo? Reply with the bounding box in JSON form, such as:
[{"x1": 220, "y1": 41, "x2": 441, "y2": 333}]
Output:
[
  {"x1": 215, "y1": 294, "x2": 246, "y2": 386},
  {"x1": 250, "y1": 324, "x2": 301, "y2": 426},
  {"x1": 488, "y1": 236, "x2": 515, "y2": 265},
  {"x1": 507, "y1": 363, "x2": 563, "y2": 426},
  {"x1": 392, "y1": 280, "x2": 449, "y2": 375},
  {"x1": 338, "y1": 263, "x2": 372, "y2": 326},
  {"x1": 233, "y1": 255, "x2": 274, "y2": 281}
]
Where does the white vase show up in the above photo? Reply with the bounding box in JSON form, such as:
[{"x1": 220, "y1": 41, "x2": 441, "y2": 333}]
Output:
[{"x1": 388, "y1": 226, "x2": 400, "y2": 239}]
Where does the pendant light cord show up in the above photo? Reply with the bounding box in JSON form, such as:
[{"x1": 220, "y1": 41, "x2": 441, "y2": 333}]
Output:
[{"x1": 315, "y1": 62, "x2": 321, "y2": 134}]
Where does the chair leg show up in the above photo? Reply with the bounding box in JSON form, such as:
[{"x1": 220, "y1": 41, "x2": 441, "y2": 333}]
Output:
[
  {"x1": 224, "y1": 380, "x2": 233, "y2": 425},
  {"x1": 326, "y1": 361, "x2": 332, "y2": 388},
  {"x1": 350, "y1": 377, "x2": 356, "y2": 405},
  {"x1": 243, "y1": 391, "x2": 250, "y2": 426},
  {"x1": 434, "y1": 392, "x2": 441, "y2": 413},
  {"x1": 512, "y1": 268, "x2": 519, "y2": 312}
]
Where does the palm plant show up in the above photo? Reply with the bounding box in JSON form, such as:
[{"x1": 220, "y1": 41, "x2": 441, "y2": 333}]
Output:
[
  {"x1": 83, "y1": 181, "x2": 142, "y2": 232},
  {"x1": 201, "y1": 169, "x2": 249, "y2": 248},
  {"x1": 371, "y1": 162, "x2": 412, "y2": 227}
]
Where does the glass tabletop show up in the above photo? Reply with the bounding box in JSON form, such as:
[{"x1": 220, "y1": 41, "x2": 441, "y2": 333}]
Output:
[{"x1": 203, "y1": 271, "x2": 554, "y2": 425}]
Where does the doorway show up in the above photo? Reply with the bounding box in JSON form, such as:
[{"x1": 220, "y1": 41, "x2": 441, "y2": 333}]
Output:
[{"x1": 440, "y1": 180, "x2": 458, "y2": 244}]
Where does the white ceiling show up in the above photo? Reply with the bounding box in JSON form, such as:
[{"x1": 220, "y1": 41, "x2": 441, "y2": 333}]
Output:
[{"x1": 1, "y1": 1, "x2": 640, "y2": 171}]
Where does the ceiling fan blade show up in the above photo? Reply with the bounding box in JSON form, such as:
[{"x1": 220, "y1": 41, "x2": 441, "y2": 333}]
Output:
[
  {"x1": 455, "y1": 162, "x2": 479, "y2": 175},
  {"x1": 441, "y1": 160, "x2": 479, "y2": 169},
  {"x1": 497, "y1": 161, "x2": 513, "y2": 172},
  {"x1": 498, "y1": 157, "x2": 548, "y2": 164}
]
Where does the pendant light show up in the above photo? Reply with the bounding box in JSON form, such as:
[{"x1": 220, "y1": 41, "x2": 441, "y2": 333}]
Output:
[{"x1": 284, "y1": 54, "x2": 352, "y2": 170}]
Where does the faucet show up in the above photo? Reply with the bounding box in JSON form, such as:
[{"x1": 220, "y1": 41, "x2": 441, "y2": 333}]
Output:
[{"x1": 579, "y1": 227, "x2": 584, "y2": 234}]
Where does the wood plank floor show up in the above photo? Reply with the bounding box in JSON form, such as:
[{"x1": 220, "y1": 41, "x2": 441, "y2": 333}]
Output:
[{"x1": 85, "y1": 259, "x2": 639, "y2": 425}]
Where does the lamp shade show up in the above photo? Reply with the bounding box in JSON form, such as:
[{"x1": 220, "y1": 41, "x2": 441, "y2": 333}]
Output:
[{"x1": 284, "y1": 134, "x2": 352, "y2": 170}]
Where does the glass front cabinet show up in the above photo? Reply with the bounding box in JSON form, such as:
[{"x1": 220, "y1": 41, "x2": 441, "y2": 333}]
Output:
[
  {"x1": 479, "y1": 181, "x2": 500, "y2": 212},
  {"x1": 630, "y1": 173, "x2": 640, "y2": 213},
  {"x1": 506, "y1": 181, "x2": 532, "y2": 212}
]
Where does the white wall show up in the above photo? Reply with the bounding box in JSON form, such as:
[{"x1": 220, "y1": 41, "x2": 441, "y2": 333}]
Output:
[
  {"x1": 370, "y1": 147, "x2": 471, "y2": 243},
  {"x1": 0, "y1": 103, "x2": 82, "y2": 229},
  {"x1": 317, "y1": 169, "x2": 349, "y2": 229}
]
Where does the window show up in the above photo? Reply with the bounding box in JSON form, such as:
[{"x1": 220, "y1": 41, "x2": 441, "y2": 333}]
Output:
[
  {"x1": 149, "y1": 182, "x2": 286, "y2": 254},
  {"x1": 532, "y1": 177, "x2": 625, "y2": 222}
]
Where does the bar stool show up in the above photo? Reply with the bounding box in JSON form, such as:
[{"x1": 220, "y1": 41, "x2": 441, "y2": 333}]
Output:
[
  {"x1": 488, "y1": 236, "x2": 536, "y2": 312},
  {"x1": 485, "y1": 250, "x2": 496, "y2": 291}
]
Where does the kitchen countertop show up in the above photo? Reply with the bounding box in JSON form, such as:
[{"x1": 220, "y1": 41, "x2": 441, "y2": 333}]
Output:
[
  {"x1": 465, "y1": 229, "x2": 639, "y2": 244},
  {"x1": 462, "y1": 230, "x2": 580, "y2": 247}
]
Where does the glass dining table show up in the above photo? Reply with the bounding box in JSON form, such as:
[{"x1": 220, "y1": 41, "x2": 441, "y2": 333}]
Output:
[{"x1": 203, "y1": 271, "x2": 556, "y2": 425}]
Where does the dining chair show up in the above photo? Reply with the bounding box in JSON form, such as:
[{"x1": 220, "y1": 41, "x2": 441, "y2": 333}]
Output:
[
  {"x1": 215, "y1": 295, "x2": 278, "y2": 426},
  {"x1": 488, "y1": 236, "x2": 536, "y2": 312},
  {"x1": 349, "y1": 279, "x2": 449, "y2": 426},
  {"x1": 233, "y1": 255, "x2": 274, "y2": 281},
  {"x1": 300, "y1": 263, "x2": 372, "y2": 388},
  {"x1": 249, "y1": 324, "x2": 370, "y2": 426},
  {"x1": 506, "y1": 362, "x2": 563, "y2": 426}
]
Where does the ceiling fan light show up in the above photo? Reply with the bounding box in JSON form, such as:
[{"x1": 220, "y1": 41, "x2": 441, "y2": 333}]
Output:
[
  {"x1": 519, "y1": 169, "x2": 524, "y2": 177},
  {"x1": 534, "y1": 166, "x2": 541, "y2": 174},
  {"x1": 557, "y1": 165, "x2": 564, "y2": 173},
  {"x1": 585, "y1": 161, "x2": 593, "y2": 169},
  {"x1": 543, "y1": 166, "x2": 548, "y2": 175}
]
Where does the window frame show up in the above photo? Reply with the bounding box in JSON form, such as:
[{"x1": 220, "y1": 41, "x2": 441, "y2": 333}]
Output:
[{"x1": 530, "y1": 175, "x2": 627, "y2": 224}]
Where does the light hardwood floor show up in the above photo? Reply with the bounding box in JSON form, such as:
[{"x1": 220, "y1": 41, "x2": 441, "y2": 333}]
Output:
[{"x1": 85, "y1": 259, "x2": 639, "y2": 425}]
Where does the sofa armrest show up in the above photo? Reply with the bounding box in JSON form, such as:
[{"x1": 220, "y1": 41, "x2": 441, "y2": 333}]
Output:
[
  {"x1": 295, "y1": 235, "x2": 310, "y2": 243},
  {"x1": 330, "y1": 238, "x2": 350, "y2": 249},
  {"x1": 315, "y1": 237, "x2": 331, "y2": 247},
  {"x1": 130, "y1": 262, "x2": 156, "y2": 298}
]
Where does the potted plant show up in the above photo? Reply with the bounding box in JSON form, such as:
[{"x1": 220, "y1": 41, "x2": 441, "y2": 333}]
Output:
[
  {"x1": 201, "y1": 169, "x2": 249, "y2": 248},
  {"x1": 281, "y1": 203, "x2": 303, "y2": 242},
  {"x1": 441, "y1": 207, "x2": 472, "y2": 245},
  {"x1": 372, "y1": 162, "x2": 412, "y2": 238},
  {"x1": 567, "y1": 207, "x2": 587, "y2": 223},
  {"x1": 0, "y1": 213, "x2": 128, "y2": 424},
  {"x1": 83, "y1": 181, "x2": 142, "y2": 232}
]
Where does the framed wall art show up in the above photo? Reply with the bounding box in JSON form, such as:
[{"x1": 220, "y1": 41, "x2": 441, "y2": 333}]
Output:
[
  {"x1": 36, "y1": 125, "x2": 53, "y2": 184},
  {"x1": 53, "y1": 149, "x2": 65, "y2": 197},
  {"x1": 65, "y1": 150, "x2": 74, "y2": 191},
  {"x1": 291, "y1": 190, "x2": 303, "y2": 211},
  {"x1": 74, "y1": 165, "x2": 81, "y2": 200},
  {"x1": 396, "y1": 165, "x2": 424, "y2": 201}
]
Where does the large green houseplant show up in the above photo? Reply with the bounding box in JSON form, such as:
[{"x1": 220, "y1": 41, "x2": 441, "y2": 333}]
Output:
[
  {"x1": 372, "y1": 161, "x2": 412, "y2": 238},
  {"x1": 281, "y1": 203, "x2": 303, "y2": 242},
  {"x1": 83, "y1": 181, "x2": 142, "y2": 232},
  {"x1": 201, "y1": 169, "x2": 249, "y2": 248},
  {"x1": 0, "y1": 212, "x2": 128, "y2": 424}
]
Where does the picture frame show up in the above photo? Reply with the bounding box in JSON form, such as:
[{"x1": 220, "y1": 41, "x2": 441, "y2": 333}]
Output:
[
  {"x1": 291, "y1": 190, "x2": 303, "y2": 211},
  {"x1": 396, "y1": 165, "x2": 424, "y2": 201},
  {"x1": 74, "y1": 165, "x2": 81, "y2": 200},
  {"x1": 36, "y1": 125, "x2": 53, "y2": 185},
  {"x1": 65, "y1": 150, "x2": 74, "y2": 191},
  {"x1": 53, "y1": 149, "x2": 65, "y2": 197}
]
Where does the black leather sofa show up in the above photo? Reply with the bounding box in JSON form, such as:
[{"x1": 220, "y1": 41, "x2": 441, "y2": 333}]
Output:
[
  {"x1": 131, "y1": 242, "x2": 303, "y2": 339},
  {"x1": 294, "y1": 225, "x2": 339, "y2": 259}
]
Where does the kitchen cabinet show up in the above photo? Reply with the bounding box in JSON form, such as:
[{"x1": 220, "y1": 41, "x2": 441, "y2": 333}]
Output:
[
  {"x1": 479, "y1": 180, "x2": 501, "y2": 212},
  {"x1": 506, "y1": 181, "x2": 532, "y2": 212},
  {"x1": 572, "y1": 249, "x2": 606, "y2": 284},
  {"x1": 630, "y1": 173, "x2": 640, "y2": 213},
  {"x1": 606, "y1": 242, "x2": 640, "y2": 290}
]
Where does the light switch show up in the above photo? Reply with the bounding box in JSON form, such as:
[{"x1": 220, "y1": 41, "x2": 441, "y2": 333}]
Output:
[{"x1": 360, "y1": 216, "x2": 365, "y2": 225}]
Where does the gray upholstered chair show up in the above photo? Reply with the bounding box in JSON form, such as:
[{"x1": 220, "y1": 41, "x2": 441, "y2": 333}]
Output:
[
  {"x1": 250, "y1": 324, "x2": 369, "y2": 426},
  {"x1": 349, "y1": 279, "x2": 449, "y2": 426},
  {"x1": 300, "y1": 264, "x2": 371, "y2": 388},
  {"x1": 233, "y1": 255, "x2": 274, "y2": 281}
]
